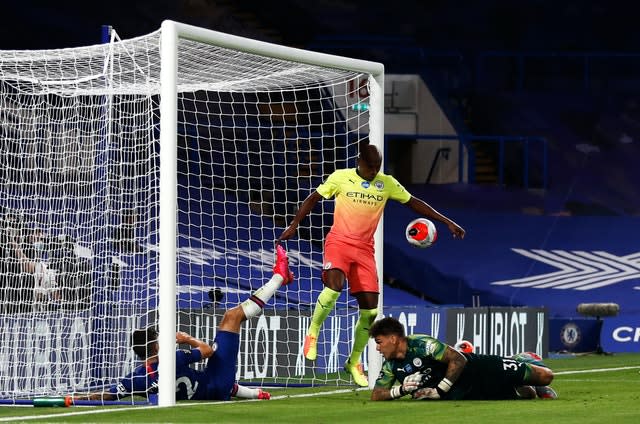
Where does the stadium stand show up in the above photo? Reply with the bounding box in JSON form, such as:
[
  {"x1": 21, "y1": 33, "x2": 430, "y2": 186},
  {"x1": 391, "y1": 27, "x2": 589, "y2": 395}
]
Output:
[{"x1": 3, "y1": 1, "x2": 640, "y2": 354}]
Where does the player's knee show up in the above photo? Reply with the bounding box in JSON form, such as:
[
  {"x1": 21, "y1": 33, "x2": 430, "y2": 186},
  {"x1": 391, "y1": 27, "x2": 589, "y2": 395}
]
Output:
[
  {"x1": 541, "y1": 367, "x2": 554, "y2": 385},
  {"x1": 219, "y1": 306, "x2": 244, "y2": 331},
  {"x1": 322, "y1": 269, "x2": 345, "y2": 291},
  {"x1": 359, "y1": 308, "x2": 378, "y2": 324}
]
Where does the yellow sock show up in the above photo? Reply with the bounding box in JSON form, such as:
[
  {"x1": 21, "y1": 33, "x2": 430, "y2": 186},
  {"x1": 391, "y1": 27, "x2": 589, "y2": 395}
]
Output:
[
  {"x1": 348, "y1": 308, "x2": 377, "y2": 364},
  {"x1": 308, "y1": 287, "x2": 340, "y2": 336}
]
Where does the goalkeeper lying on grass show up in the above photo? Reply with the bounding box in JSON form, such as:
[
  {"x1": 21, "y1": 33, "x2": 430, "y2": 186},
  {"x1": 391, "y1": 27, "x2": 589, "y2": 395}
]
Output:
[
  {"x1": 454, "y1": 340, "x2": 558, "y2": 399},
  {"x1": 74, "y1": 245, "x2": 294, "y2": 403},
  {"x1": 369, "y1": 317, "x2": 555, "y2": 401}
]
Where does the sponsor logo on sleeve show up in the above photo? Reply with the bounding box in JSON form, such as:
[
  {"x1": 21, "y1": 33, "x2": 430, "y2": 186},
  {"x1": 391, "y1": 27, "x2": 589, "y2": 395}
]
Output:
[{"x1": 424, "y1": 340, "x2": 436, "y2": 355}]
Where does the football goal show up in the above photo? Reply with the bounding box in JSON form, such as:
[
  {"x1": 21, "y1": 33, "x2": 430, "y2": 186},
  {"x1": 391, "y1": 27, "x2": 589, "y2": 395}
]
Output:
[{"x1": 0, "y1": 20, "x2": 384, "y2": 407}]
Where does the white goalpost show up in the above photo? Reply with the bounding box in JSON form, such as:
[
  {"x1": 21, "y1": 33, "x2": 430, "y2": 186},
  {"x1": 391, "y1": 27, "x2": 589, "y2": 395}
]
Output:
[{"x1": 0, "y1": 20, "x2": 384, "y2": 407}]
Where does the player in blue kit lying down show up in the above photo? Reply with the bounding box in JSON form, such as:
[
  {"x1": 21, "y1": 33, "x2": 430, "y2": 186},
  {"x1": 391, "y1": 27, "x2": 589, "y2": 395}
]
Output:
[{"x1": 77, "y1": 245, "x2": 294, "y2": 402}]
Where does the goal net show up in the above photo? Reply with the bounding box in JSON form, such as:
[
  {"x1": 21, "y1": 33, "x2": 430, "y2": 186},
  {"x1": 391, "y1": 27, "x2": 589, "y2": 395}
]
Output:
[{"x1": 0, "y1": 21, "x2": 384, "y2": 405}]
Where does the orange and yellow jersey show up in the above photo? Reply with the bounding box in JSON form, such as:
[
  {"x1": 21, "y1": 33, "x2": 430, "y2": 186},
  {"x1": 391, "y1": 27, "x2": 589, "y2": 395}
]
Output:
[{"x1": 316, "y1": 168, "x2": 411, "y2": 244}]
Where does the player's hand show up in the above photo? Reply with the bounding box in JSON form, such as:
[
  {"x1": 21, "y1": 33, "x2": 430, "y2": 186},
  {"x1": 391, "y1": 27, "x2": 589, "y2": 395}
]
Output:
[
  {"x1": 401, "y1": 371, "x2": 427, "y2": 394},
  {"x1": 412, "y1": 387, "x2": 441, "y2": 400},
  {"x1": 175, "y1": 331, "x2": 191, "y2": 344},
  {"x1": 448, "y1": 222, "x2": 466, "y2": 239}
]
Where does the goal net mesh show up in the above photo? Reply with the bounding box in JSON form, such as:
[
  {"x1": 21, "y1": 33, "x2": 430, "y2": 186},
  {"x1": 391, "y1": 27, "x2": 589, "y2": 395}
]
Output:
[{"x1": 0, "y1": 27, "x2": 374, "y2": 400}]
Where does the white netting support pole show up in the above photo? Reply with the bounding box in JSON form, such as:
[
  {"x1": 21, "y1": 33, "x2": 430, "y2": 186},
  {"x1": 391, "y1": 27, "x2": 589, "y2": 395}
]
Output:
[
  {"x1": 368, "y1": 72, "x2": 385, "y2": 388},
  {"x1": 0, "y1": 18, "x2": 388, "y2": 401},
  {"x1": 158, "y1": 20, "x2": 178, "y2": 408}
]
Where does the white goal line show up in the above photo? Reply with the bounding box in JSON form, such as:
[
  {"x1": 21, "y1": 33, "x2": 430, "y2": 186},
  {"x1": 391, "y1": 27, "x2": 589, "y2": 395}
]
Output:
[
  {"x1": 3, "y1": 366, "x2": 639, "y2": 422},
  {"x1": 553, "y1": 365, "x2": 640, "y2": 375}
]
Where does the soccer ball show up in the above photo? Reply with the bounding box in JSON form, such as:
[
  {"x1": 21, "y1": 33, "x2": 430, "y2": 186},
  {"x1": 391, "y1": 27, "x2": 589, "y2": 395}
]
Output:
[
  {"x1": 405, "y1": 218, "x2": 437, "y2": 248},
  {"x1": 454, "y1": 340, "x2": 474, "y2": 353}
]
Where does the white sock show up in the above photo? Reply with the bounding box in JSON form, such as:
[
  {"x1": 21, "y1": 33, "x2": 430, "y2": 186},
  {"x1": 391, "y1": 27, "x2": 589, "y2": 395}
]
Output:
[
  {"x1": 240, "y1": 274, "x2": 284, "y2": 318},
  {"x1": 232, "y1": 383, "x2": 261, "y2": 399}
]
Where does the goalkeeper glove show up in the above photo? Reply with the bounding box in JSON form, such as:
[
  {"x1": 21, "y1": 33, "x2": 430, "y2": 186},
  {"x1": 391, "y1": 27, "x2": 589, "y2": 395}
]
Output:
[
  {"x1": 390, "y1": 371, "x2": 430, "y2": 398},
  {"x1": 412, "y1": 377, "x2": 453, "y2": 400}
]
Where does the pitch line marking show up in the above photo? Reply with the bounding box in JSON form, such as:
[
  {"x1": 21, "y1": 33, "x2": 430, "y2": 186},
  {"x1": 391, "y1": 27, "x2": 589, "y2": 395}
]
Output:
[
  {"x1": 554, "y1": 365, "x2": 640, "y2": 375},
  {"x1": 4, "y1": 369, "x2": 640, "y2": 422},
  {"x1": 0, "y1": 388, "x2": 368, "y2": 422}
]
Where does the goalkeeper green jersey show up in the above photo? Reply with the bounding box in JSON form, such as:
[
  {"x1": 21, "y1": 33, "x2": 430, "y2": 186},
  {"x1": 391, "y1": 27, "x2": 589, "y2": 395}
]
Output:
[
  {"x1": 375, "y1": 335, "x2": 449, "y2": 393},
  {"x1": 375, "y1": 335, "x2": 532, "y2": 400}
]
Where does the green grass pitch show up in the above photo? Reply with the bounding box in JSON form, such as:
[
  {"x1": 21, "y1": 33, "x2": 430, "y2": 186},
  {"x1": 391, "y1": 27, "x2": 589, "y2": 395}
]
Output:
[{"x1": 2, "y1": 353, "x2": 639, "y2": 424}]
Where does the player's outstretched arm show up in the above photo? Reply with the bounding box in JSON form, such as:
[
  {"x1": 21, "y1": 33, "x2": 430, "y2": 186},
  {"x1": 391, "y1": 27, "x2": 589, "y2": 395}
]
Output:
[
  {"x1": 405, "y1": 197, "x2": 465, "y2": 239},
  {"x1": 371, "y1": 387, "x2": 395, "y2": 401},
  {"x1": 277, "y1": 191, "x2": 323, "y2": 241},
  {"x1": 432, "y1": 345, "x2": 467, "y2": 396}
]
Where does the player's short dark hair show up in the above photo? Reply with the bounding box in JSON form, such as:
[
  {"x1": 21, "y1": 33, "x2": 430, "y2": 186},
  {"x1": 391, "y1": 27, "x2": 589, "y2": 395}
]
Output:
[
  {"x1": 358, "y1": 143, "x2": 382, "y2": 168},
  {"x1": 369, "y1": 317, "x2": 405, "y2": 338},
  {"x1": 131, "y1": 327, "x2": 158, "y2": 359}
]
